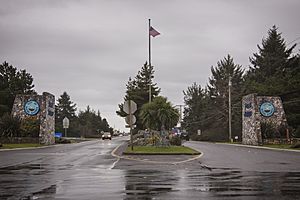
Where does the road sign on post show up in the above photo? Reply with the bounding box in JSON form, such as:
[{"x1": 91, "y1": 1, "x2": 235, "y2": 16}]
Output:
[
  {"x1": 63, "y1": 117, "x2": 69, "y2": 137},
  {"x1": 125, "y1": 115, "x2": 136, "y2": 125},
  {"x1": 123, "y1": 100, "x2": 137, "y2": 114},
  {"x1": 63, "y1": 117, "x2": 69, "y2": 128},
  {"x1": 123, "y1": 100, "x2": 137, "y2": 151}
]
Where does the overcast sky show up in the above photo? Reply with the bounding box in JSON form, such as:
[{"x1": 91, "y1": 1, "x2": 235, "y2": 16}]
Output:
[{"x1": 1, "y1": 0, "x2": 300, "y2": 132}]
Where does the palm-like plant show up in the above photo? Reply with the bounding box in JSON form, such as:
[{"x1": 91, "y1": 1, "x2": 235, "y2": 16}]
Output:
[{"x1": 140, "y1": 96, "x2": 179, "y2": 131}]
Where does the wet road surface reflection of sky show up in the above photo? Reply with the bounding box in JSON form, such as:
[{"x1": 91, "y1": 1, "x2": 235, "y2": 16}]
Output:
[
  {"x1": 1, "y1": 164, "x2": 300, "y2": 200},
  {"x1": 1, "y1": 139, "x2": 300, "y2": 199}
]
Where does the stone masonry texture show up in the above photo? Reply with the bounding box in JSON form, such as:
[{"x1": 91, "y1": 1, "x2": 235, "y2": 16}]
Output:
[
  {"x1": 12, "y1": 92, "x2": 55, "y2": 145},
  {"x1": 242, "y1": 93, "x2": 287, "y2": 146}
]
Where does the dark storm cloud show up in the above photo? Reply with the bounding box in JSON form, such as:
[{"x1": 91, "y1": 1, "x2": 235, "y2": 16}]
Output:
[{"x1": 1, "y1": 0, "x2": 300, "y2": 131}]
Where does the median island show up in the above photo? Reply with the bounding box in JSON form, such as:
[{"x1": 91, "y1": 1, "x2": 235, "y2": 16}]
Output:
[{"x1": 124, "y1": 145, "x2": 200, "y2": 155}]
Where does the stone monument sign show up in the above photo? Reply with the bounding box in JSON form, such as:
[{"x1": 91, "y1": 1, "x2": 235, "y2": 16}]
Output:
[
  {"x1": 242, "y1": 93, "x2": 287, "y2": 145},
  {"x1": 12, "y1": 92, "x2": 55, "y2": 145}
]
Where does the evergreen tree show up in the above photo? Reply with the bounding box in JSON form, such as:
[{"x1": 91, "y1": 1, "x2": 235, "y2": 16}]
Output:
[
  {"x1": 182, "y1": 83, "x2": 209, "y2": 135},
  {"x1": 117, "y1": 62, "x2": 160, "y2": 130},
  {"x1": 282, "y1": 54, "x2": 300, "y2": 136},
  {"x1": 245, "y1": 25, "x2": 297, "y2": 95},
  {"x1": 78, "y1": 106, "x2": 113, "y2": 137},
  {"x1": 207, "y1": 55, "x2": 244, "y2": 139},
  {"x1": 0, "y1": 61, "x2": 35, "y2": 116},
  {"x1": 55, "y1": 92, "x2": 77, "y2": 135},
  {"x1": 245, "y1": 25, "x2": 300, "y2": 135}
]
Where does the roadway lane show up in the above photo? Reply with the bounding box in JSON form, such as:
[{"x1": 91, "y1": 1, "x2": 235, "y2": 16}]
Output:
[
  {"x1": 184, "y1": 141, "x2": 300, "y2": 172},
  {"x1": 1, "y1": 139, "x2": 300, "y2": 199},
  {"x1": 0, "y1": 137, "x2": 126, "y2": 199}
]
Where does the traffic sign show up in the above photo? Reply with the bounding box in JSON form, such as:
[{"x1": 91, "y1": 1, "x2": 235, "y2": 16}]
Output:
[
  {"x1": 63, "y1": 117, "x2": 69, "y2": 129},
  {"x1": 123, "y1": 100, "x2": 137, "y2": 114},
  {"x1": 125, "y1": 115, "x2": 136, "y2": 125}
]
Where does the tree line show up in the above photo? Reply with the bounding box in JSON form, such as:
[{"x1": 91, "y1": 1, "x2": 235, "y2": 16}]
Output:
[
  {"x1": 182, "y1": 26, "x2": 300, "y2": 141},
  {"x1": 0, "y1": 63, "x2": 113, "y2": 138},
  {"x1": 55, "y1": 92, "x2": 113, "y2": 137}
]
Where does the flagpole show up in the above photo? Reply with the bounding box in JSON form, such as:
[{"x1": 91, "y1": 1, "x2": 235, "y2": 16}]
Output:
[{"x1": 148, "y1": 18, "x2": 152, "y2": 103}]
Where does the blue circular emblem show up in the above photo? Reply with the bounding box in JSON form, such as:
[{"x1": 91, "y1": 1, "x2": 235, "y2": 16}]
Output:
[
  {"x1": 24, "y1": 100, "x2": 40, "y2": 116},
  {"x1": 259, "y1": 102, "x2": 275, "y2": 117}
]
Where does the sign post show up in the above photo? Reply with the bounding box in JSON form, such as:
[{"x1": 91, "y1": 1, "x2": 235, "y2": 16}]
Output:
[
  {"x1": 63, "y1": 117, "x2": 69, "y2": 138},
  {"x1": 123, "y1": 100, "x2": 137, "y2": 150}
]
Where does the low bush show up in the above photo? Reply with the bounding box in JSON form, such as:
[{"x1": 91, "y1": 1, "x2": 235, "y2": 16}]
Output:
[
  {"x1": 169, "y1": 136, "x2": 181, "y2": 146},
  {"x1": 0, "y1": 113, "x2": 21, "y2": 138},
  {"x1": 55, "y1": 138, "x2": 71, "y2": 144},
  {"x1": 291, "y1": 142, "x2": 300, "y2": 149}
]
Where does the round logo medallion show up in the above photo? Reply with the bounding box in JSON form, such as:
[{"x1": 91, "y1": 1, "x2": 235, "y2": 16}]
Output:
[
  {"x1": 259, "y1": 102, "x2": 275, "y2": 117},
  {"x1": 24, "y1": 100, "x2": 40, "y2": 116}
]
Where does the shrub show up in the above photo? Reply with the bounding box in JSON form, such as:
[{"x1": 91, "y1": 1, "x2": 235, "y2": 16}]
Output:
[
  {"x1": 291, "y1": 142, "x2": 300, "y2": 149},
  {"x1": 20, "y1": 117, "x2": 40, "y2": 137},
  {"x1": 261, "y1": 121, "x2": 277, "y2": 139},
  {"x1": 170, "y1": 135, "x2": 181, "y2": 146},
  {"x1": 292, "y1": 126, "x2": 300, "y2": 138},
  {"x1": 191, "y1": 128, "x2": 228, "y2": 142},
  {"x1": 55, "y1": 138, "x2": 71, "y2": 144},
  {"x1": 0, "y1": 113, "x2": 21, "y2": 138}
]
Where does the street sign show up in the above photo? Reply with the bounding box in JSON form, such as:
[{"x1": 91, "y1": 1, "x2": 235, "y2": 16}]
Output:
[
  {"x1": 63, "y1": 117, "x2": 69, "y2": 129},
  {"x1": 55, "y1": 132, "x2": 62, "y2": 138},
  {"x1": 197, "y1": 129, "x2": 201, "y2": 136},
  {"x1": 123, "y1": 100, "x2": 137, "y2": 114},
  {"x1": 125, "y1": 115, "x2": 136, "y2": 125}
]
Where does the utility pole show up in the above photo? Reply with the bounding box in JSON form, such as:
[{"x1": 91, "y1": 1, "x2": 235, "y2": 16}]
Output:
[{"x1": 228, "y1": 76, "x2": 232, "y2": 142}]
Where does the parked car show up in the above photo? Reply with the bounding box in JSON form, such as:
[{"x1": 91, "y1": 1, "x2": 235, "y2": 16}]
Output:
[{"x1": 102, "y1": 132, "x2": 111, "y2": 140}]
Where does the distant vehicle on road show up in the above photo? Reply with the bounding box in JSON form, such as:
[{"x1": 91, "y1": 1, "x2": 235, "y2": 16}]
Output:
[
  {"x1": 102, "y1": 132, "x2": 111, "y2": 140},
  {"x1": 180, "y1": 132, "x2": 190, "y2": 141}
]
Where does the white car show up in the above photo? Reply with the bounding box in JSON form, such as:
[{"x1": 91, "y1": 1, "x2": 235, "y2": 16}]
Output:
[{"x1": 102, "y1": 132, "x2": 111, "y2": 140}]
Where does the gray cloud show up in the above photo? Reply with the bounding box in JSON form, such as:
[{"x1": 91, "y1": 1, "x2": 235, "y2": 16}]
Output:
[{"x1": 1, "y1": 0, "x2": 299, "y2": 131}]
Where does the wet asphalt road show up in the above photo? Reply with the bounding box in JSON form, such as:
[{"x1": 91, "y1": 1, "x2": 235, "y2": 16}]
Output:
[{"x1": 0, "y1": 138, "x2": 300, "y2": 199}]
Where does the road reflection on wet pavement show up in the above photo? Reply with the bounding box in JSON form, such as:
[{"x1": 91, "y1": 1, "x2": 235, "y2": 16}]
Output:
[
  {"x1": 1, "y1": 139, "x2": 300, "y2": 199},
  {"x1": 1, "y1": 164, "x2": 300, "y2": 199}
]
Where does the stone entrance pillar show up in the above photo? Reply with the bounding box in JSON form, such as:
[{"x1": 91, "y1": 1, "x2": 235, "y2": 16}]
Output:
[
  {"x1": 242, "y1": 93, "x2": 287, "y2": 145},
  {"x1": 12, "y1": 92, "x2": 55, "y2": 145}
]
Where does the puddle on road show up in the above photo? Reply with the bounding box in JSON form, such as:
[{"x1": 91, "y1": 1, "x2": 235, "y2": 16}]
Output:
[
  {"x1": 1, "y1": 164, "x2": 300, "y2": 199},
  {"x1": 123, "y1": 169, "x2": 300, "y2": 199}
]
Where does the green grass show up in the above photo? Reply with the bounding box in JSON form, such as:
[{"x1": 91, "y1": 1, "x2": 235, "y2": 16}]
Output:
[
  {"x1": 125, "y1": 145, "x2": 200, "y2": 155},
  {"x1": 263, "y1": 144, "x2": 296, "y2": 149},
  {"x1": 0, "y1": 143, "x2": 43, "y2": 149}
]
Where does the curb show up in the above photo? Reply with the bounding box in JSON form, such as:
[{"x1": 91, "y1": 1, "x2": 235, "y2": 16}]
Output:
[
  {"x1": 0, "y1": 139, "x2": 95, "y2": 152},
  {"x1": 0, "y1": 145, "x2": 55, "y2": 152},
  {"x1": 217, "y1": 142, "x2": 300, "y2": 152},
  {"x1": 123, "y1": 152, "x2": 201, "y2": 155},
  {"x1": 111, "y1": 142, "x2": 203, "y2": 165}
]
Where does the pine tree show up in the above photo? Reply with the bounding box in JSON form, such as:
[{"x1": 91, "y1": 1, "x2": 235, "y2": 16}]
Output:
[
  {"x1": 0, "y1": 61, "x2": 35, "y2": 116},
  {"x1": 182, "y1": 83, "x2": 208, "y2": 135},
  {"x1": 55, "y1": 92, "x2": 77, "y2": 135},
  {"x1": 78, "y1": 106, "x2": 112, "y2": 137},
  {"x1": 245, "y1": 25, "x2": 299, "y2": 135},
  {"x1": 245, "y1": 25, "x2": 296, "y2": 95},
  {"x1": 117, "y1": 62, "x2": 160, "y2": 130},
  {"x1": 207, "y1": 55, "x2": 244, "y2": 139}
]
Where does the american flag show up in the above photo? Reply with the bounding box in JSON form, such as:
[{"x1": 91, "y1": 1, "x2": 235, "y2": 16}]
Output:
[{"x1": 149, "y1": 26, "x2": 160, "y2": 37}]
